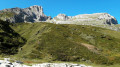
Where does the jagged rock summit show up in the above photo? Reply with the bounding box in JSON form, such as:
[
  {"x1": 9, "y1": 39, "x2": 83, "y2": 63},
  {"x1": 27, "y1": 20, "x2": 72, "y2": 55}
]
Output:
[
  {"x1": 52, "y1": 13, "x2": 118, "y2": 25},
  {"x1": 0, "y1": 5, "x2": 51, "y2": 23}
]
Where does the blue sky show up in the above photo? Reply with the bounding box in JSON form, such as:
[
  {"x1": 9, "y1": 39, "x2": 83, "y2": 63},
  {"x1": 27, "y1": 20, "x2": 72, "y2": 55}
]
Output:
[{"x1": 0, "y1": 0, "x2": 120, "y2": 24}]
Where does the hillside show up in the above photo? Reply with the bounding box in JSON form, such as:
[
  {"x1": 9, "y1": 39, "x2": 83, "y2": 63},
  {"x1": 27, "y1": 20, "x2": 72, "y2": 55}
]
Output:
[
  {"x1": 0, "y1": 20, "x2": 26, "y2": 55},
  {"x1": 10, "y1": 22, "x2": 120, "y2": 64}
]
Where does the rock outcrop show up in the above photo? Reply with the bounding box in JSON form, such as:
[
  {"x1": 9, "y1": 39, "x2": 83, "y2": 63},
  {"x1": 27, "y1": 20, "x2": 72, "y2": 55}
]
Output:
[
  {"x1": 52, "y1": 13, "x2": 118, "y2": 25},
  {"x1": 0, "y1": 5, "x2": 51, "y2": 23}
]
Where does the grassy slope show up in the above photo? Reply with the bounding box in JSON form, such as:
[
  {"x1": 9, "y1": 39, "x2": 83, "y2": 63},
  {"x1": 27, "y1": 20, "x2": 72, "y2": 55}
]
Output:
[
  {"x1": 10, "y1": 22, "x2": 120, "y2": 65},
  {"x1": 0, "y1": 20, "x2": 26, "y2": 55}
]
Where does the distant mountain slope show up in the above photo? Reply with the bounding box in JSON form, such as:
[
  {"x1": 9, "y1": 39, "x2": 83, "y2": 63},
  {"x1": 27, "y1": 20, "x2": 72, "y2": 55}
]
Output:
[
  {"x1": 0, "y1": 20, "x2": 26, "y2": 55},
  {"x1": 51, "y1": 14, "x2": 120, "y2": 31},
  {"x1": 11, "y1": 22, "x2": 120, "y2": 64},
  {"x1": 52, "y1": 13, "x2": 118, "y2": 25}
]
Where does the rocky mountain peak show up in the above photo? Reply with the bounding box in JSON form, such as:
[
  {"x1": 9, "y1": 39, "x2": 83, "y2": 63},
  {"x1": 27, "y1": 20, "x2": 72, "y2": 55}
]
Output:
[
  {"x1": 0, "y1": 5, "x2": 51, "y2": 23},
  {"x1": 30, "y1": 5, "x2": 41, "y2": 8},
  {"x1": 26, "y1": 5, "x2": 44, "y2": 16},
  {"x1": 29, "y1": 5, "x2": 43, "y2": 10},
  {"x1": 53, "y1": 14, "x2": 69, "y2": 21}
]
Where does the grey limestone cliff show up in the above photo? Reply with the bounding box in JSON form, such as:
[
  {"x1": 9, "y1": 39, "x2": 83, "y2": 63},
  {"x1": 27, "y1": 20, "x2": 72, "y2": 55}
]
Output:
[{"x1": 0, "y1": 5, "x2": 51, "y2": 23}]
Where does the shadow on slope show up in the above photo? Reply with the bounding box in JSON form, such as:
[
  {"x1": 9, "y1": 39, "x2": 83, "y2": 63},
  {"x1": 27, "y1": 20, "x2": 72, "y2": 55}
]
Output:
[{"x1": 0, "y1": 20, "x2": 26, "y2": 55}]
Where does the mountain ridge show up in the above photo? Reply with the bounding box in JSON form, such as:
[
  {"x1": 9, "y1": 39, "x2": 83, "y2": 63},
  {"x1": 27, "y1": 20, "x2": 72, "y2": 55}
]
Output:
[
  {"x1": 0, "y1": 5, "x2": 118, "y2": 25},
  {"x1": 52, "y1": 13, "x2": 118, "y2": 25}
]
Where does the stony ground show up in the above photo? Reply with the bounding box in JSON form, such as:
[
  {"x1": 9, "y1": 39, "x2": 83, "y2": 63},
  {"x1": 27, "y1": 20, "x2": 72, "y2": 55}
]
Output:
[{"x1": 0, "y1": 58, "x2": 92, "y2": 67}]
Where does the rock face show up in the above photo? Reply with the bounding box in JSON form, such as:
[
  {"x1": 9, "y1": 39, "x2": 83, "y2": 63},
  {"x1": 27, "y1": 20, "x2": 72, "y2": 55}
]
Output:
[
  {"x1": 0, "y1": 5, "x2": 51, "y2": 23},
  {"x1": 52, "y1": 13, "x2": 118, "y2": 25}
]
